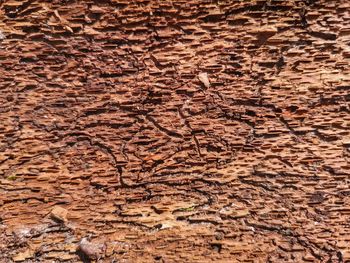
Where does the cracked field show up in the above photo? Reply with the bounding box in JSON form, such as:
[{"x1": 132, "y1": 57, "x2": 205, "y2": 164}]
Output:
[{"x1": 1, "y1": 0, "x2": 350, "y2": 262}]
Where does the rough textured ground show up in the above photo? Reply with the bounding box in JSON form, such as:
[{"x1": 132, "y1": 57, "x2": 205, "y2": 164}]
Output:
[{"x1": 0, "y1": 0, "x2": 350, "y2": 262}]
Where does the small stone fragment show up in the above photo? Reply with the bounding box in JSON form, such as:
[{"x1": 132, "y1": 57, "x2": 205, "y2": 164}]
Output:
[
  {"x1": 198, "y1": 72, "x2": 210, "y2": 88},
  {"x1": 50, "y1": 206, "x2": 68, "y2": 222},
  {"x1": 0, "y1": 30, "x2": 5, "y2": 40},
  {"x1": 77, "y1": 237, "x2": 104, "y2": 261}
]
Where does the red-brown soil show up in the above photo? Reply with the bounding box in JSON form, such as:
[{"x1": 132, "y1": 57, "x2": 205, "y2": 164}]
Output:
[{"x1": 1, "y1": 0, "x2": 350, "y2": 262}]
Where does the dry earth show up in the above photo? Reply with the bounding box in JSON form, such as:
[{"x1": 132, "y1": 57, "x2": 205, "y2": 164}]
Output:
[{"x1": 1, "y1": 0, "x2": 350, "y2": 262}]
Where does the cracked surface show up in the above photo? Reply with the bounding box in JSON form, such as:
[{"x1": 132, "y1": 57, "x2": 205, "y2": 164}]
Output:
[{"x1": 0, "y1": 0, "x2": 350, "y2": 262}]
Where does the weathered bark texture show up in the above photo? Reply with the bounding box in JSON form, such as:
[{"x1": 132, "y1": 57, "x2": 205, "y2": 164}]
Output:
[{"x1": 1, "y1": 0, "x2": 350, "y2": 262}]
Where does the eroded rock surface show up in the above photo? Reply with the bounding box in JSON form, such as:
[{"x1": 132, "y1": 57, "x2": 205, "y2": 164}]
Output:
[{"x1": 0, "y1": 0, "x2": 350, "y2": 262}]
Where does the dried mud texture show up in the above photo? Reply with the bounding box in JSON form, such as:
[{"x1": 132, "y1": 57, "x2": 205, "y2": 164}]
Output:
[{"x1": 0, "y1": 0, "x2": 350, "y2": 262}]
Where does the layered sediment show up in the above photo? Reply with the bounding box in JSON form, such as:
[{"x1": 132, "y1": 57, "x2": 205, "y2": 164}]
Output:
[{"x1": 1, "y1": 0, "x2": 350, "y2": 262}]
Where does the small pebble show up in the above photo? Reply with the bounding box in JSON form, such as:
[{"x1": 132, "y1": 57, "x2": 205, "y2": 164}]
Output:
[
  {"x1": 198, "y1": 72, "x2": 210, "y2": 88},
  {"x1": 50, "y1": 206, "x2": 68, "y2": 222}
]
